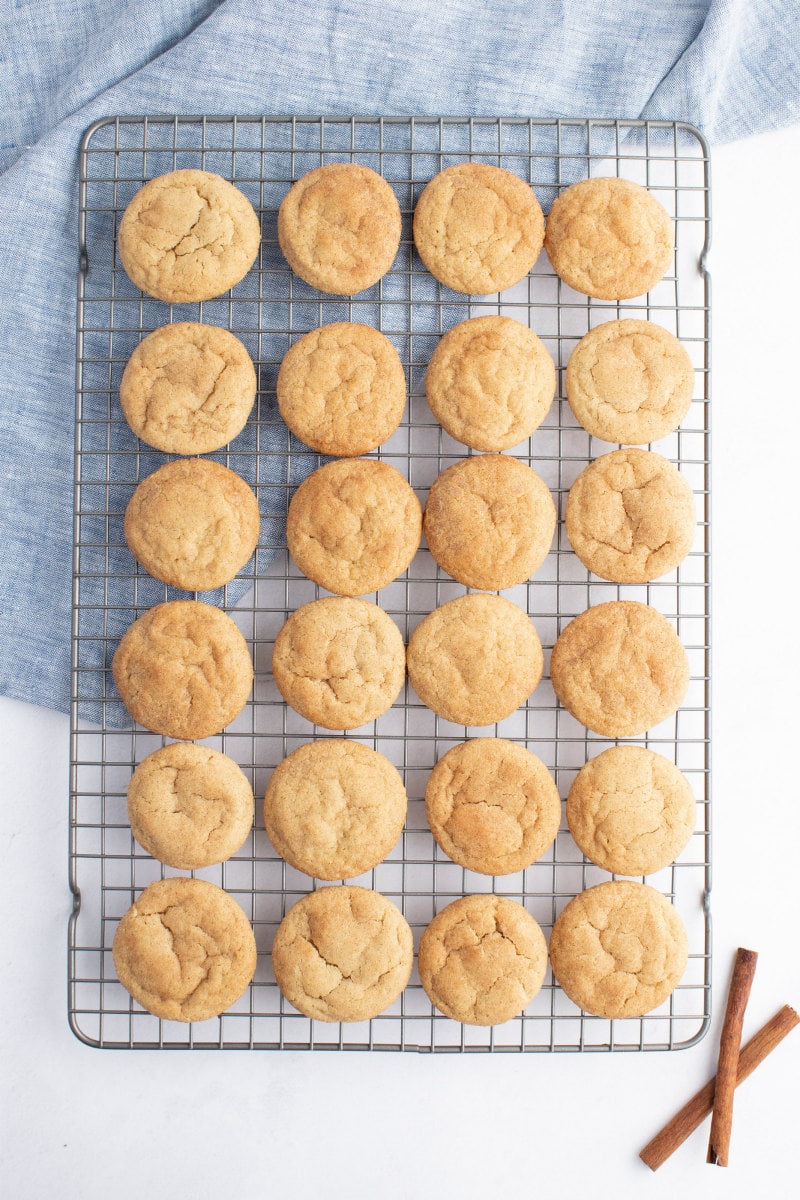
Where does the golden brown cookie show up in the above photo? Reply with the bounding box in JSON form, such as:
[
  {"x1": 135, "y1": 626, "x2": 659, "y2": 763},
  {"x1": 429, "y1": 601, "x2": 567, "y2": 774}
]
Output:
[
  {"x1": 118, "y1": 170, "x2": 261, "y2": 302},
  {"x1": 271, "y1": 885, "x2": 413, "y2": 1021},
  {"x1": 413, "y1": 162, "x2": 544, "y2": 294},
  {"x1": 286, "y1": 459, "x2": 421, "y2": 596},
  {"x1": 264, "y1": 740, "x2": 407, "y2": 880},
  {"x1": 112, "y1": 877, "x2": 257, "y2": 1022},
  {"x1": 407, "y1": 594, "x2": 543, "y2": 726},
  {"x1": 271, "y1": 597, "x2": 405, "y2": 730},
  {"x1": 549, "y1": 880, "x2": 688, "y2": 1018},
  {"x1": 565, "y1": 448, "x2": 695, "y2": 583},
  {"x1": 119, "y1": 322, "x2": 257, "y2": 456},
  {"x1": 418, "y1": 895, "x2": 547, "y2": 1025},
  {"x1": 566, "y1": 319, "x2": 694, "y2": 444},
  {"x1": 423, "y1": 454, "x2": 556, "y2": 590},
  {"x1": 426, "y1": 739, "x2": 561, "y2": 875},
  {"x1": 277, "y1": 163, "x2": 401, "y2": 294},
  {"x1": 124, "y1": 458, "x2": 260, "y2": 591},
  {"x1": 550, "y1": 601, "x2": 689, "y2": 738},
  {"x1": 112, "y1": 600, "x2": 253, "y2": 739},
  {"x1": 544, "y1": 177, "x2": 674, "y2": 300},
  {"x1": 277, "y1": 323, "x2": 406, "y2": 456},
  {"x1": 425, "y1": 316, "x2": 556, "y2": 451},
  {"x1": 127, "y1": 743, "x2": 254, "y2": 870},
  {"x1": 567, "y1": 746, "x2": 696, "y2": 877}
]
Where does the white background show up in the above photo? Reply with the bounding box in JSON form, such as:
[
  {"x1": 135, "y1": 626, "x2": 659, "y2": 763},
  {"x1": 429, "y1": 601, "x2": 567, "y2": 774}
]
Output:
[{"x1": 2, "y1": 122, "x2": 799, "y2": 1199}]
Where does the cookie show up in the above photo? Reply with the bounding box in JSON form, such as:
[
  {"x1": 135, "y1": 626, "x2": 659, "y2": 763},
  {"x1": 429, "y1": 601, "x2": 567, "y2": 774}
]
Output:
[
  {"x1": 112, "y1": 877, "x2": 257, "y2": 1022},
  {"x1": 550, "y1": 601, "x2": 689, "y2": 738},
  {"x1": 549, "y1": 880, "x2": 688, "y2": 1018},
  {"x1": 271, "y1": 597, "x2": 405, "y2": 730},
  {"x1": 566, "y1": 319, "x2": 694, "y2": 444},
  {"x1": 277, "y1": 163, "x2": 401, "y2": 294},
  {"x1": 418, "y1": 895, "x2": 547, "y2": 1025},
  {"x1": 426, "y1": 739, "x2": 561, "y2": 875},
  {"x1": 119, "y1": 322, "x2": 257, "y2": 455},
  {"x1": 277, "y1": 323, "x2": 406, "y2": 456},
  {"x1": 423, "y1": 454, "x2": 555, "y2": 590},
  {"x1": 124, "y1": 458, "x2": 260, "y2": 591},
  {"x1": 127, "y1": 743, "x2": 254, "y2": 870},
  {"x1": 413, "y1": 163, "x2": 544, "y2": 294},
  {"x1": 544, "y1": 177, "x2": 674, "y2": 300},
  {"x1": 264, "y1": 740, "x2": 407, "y2": 880},
  {"x1": 565, "y1": 448, "x2": 695, "y2": 583},
  {"x1": 407, "y1": 594, "x2": 543, "y2": 726},
  {"x1": 425, "y1": 316, "x2": 555, "y2": 451},
  {"x1": 286, "y1": 459, "x2": 421, "y2": 596},
  {"x1": 118, "y1": 170, "x2": 261, "y2": 302},
  {"x1": 271, "y1": 885, "x2": 413, "y2": 1021},
  {"x1": 567, "y1": 746, "x2": 696, "y2": 877},
  {"x1": 112, "y1": 600, "x2": 253, "y2": 739}
]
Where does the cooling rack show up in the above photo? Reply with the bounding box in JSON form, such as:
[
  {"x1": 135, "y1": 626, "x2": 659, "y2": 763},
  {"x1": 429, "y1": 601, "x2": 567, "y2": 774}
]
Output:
[{"x1": 70, "y1": 116, "x2": 711, "y2": 1051}]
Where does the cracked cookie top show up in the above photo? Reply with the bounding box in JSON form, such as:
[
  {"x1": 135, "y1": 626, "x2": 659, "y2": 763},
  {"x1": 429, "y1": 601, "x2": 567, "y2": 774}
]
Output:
[
  {"x1": 271, "y1": 885, "x2": 413, "y2": 1021},
  {"x1": 566, "y1": 319, "x2": 694, "y2": 444},
  {"x1": 112, "y1": 877, "x2": 257, "y2": 1022},
  {"x1": 425, "y1": 316, "x2": 555, "y2": 451},
  {"x1": 413, "y1": 163, "x2": 544, "y2": 294},
  {"x1": 265, "y1": 740, "x2": 407, "y2": 881},
  {"x1": 418, "y1": 895, "x2": 547, "y2": 1025},
  {"x1": 406, "y1": 594, "x2": 543, "y2": 727},
  {"x1": 544, "y1": 177, "x2": 674, "y2": 300},
  {"x1": 286, "y1": 459, "x2": 422, "y2": 596},
  {"x1": 271, "y1": 597, "x2": 405, "y2": 730},
  {"x1": 112, "y1": 600, "x2": 253, "y2": 739},
  {"x1": 425, "y1": 739, "x2": 561, "y2": 875},
  {"x1": 277, "y1": 322, "x2": 406, "y2": 456},
  {"x1": 565, "y1": 448, "x2": 695, "y2": 583},
  {"x1": 550, "y1": 601, "x2": 689, "y2": 738},
  {"x1": 277, "y1": 163, "x2": 401, "y2": 294},
  {"x1": 118, "y1": 170, "x2": 261, "y2": 302},
  {"x1": 424, "y1": 453, "x2": 556, "y2": 590},
  {"x1": 549, "y1": 880, "x2": 688, "y2": 1018},
  {"x1": 567, "y1": 745, "x2": 696, "y2": 877},
  {"x1": 127, "y1": 743, "x2": 254, "y2": 870}
]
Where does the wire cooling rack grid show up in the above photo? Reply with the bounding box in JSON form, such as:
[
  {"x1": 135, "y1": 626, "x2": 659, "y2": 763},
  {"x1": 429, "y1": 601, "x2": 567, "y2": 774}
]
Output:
[{"x1": 70, "y1": 116, "x2": 711, "y2": 1051}]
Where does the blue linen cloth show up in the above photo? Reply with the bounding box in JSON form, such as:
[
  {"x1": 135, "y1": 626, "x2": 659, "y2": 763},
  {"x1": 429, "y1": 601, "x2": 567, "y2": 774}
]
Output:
[{"x1": 1, "y1": 0, "x2": 798, "y2": 716}]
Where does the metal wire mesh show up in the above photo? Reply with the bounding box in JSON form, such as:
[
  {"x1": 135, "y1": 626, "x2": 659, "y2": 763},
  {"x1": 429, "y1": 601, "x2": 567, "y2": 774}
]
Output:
[{"x1": 70, "y1": 116, "x2": 711, "y2": 1051}]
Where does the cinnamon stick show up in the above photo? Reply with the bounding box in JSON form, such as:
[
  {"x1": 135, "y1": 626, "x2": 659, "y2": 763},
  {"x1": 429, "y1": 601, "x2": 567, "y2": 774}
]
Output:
[{"x1": 706, "y1": 947, "x2": 758, "y2": 1165}]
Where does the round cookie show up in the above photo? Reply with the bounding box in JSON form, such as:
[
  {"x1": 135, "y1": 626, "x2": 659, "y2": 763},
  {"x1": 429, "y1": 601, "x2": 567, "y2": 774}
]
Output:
[
  {"x1": 112, "y1": 877, "x2": 257, "y2": 1022},
  {"x1": 271, "y1": 597, "x2": 405, "y2": 730},
  {"x1": 550, "y1": 601, "x2": 689, "y2": 738},
  {"x1": 566, "y1": 319, "x2": 694, "y2": 444},
  {"x1": 124, "y1": 458, "x2": 260, "y2": 592},
  {"x1": 277, "y1": 163, "x2": 401, "y2": 294},
  {"x1": 127, "y1": 743, "x2": 254, "y2": 870},
  {"x1": 418, "y1": 895, "x2": 547, "y2": 1025},
  {"x1": 286, "y1": 459, "x2": 421, "y2": 596},
  {"x1": 271, "y1": 885, "x2": 413, "y2": 1021},
  {"x1": 118, "y1": 170, "x2": 261, "y2": 302},
  {"x1": 425, "y1": 739, "x2": 561, "y2": 875},
  {"x1": 567, "y1": 746, "x2": 696, "y2": 877},
  {"x1": 425, "y1": 316, "x2": 555, "y2": 451},
  {"x1": 277, "y1": 323, "x2": 406, "y2": 456},
  {"x1": 112, "y1": 600, "x2": 253, "y2": 739},
  {"x1": 413, "y1": 162, "x2": 544, "y2": 294},
  {"x1": 407, "y1": 594, "x2": 543, "y2": 726},
  {"x1": 544, "y1": 177, "x2": 674, "y2": 300},
  {"x1": 264, "y1": 740, "x2": 407, "y2": 880},
  {"x1": 565, "y1": 448, "x2": 695, "y2": 583},
  {"x1": 549, "y1": 880, "x2": 688, "y2": 1018},
  {"x1": 119, "y1": 323, "x2": 257, "y2": 455},
  {"x1": 424, "y1": 454, "x2": 555, "y2": 590}
]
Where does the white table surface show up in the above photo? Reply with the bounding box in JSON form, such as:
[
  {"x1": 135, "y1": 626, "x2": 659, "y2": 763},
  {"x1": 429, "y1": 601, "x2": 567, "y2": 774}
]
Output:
[{"x1": 2, "y1": 122, "x2": 800, "y2": 1200}]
